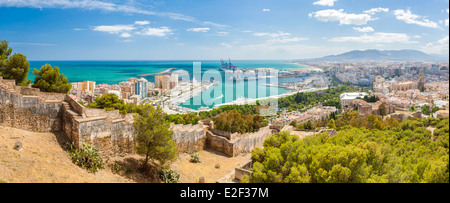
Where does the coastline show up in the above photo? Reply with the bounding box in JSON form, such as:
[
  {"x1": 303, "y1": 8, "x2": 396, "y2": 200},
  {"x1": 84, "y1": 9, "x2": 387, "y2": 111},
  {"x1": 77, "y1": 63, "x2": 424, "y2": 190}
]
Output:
[
  {"x1": 285, "y1": 62, "x2": 324, "y2": 72},
  {"x1": 213, "y1": 87, "x2": 328, "y2": 109}
]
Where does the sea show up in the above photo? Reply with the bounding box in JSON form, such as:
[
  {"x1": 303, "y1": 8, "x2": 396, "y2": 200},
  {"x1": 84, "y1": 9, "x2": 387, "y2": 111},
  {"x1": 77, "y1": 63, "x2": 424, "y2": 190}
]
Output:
[{"x1": 27, "y1": 60, "x2": 312, "y2": 110}]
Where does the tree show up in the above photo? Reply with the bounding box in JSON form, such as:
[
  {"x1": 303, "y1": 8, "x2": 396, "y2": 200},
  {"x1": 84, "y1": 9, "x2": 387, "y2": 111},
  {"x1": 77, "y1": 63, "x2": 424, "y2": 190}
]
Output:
[
  {"x1": 32, "y1": 64, "x2": 71, "y2": 93},
  {"x1": 214, "y1": 109, "x2": 266, "y2": 133},
  {"x1": 1, "y1": 53, "x2": 31, "y2": 86},
  {"x1": 134, "y1": 105, "x2": 178, "y2": 169},
  {"x1": 379, "y1": 103, "x2": 387, "y2": 118},
  {"x1": 0, "y1": 40, "x2": 12, "y2": 71},
  {"x1": 86, "y1": 93, "x2": 126, "y2": 113},
  {"x1": 327, "y1": 119, "x2": 336, "y2": 129},
  {"x1": 245, "y1": 117, "x2": 449, "y2": 183},
  {"x1": 421, "y1": 105, "x2": 432, "y2": 115}
]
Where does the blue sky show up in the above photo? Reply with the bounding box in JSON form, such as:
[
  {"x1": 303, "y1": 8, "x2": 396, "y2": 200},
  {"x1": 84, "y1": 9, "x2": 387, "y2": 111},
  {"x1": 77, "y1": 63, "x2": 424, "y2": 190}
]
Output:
[{"x1": 0, "y1": 0, "x2": 448, "y2": 60}]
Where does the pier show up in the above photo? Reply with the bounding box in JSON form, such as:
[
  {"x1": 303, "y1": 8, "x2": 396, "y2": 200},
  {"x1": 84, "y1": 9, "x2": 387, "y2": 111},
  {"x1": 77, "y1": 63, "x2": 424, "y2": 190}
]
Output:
[{"x1": 137, "y1": 68, "x2": 175, "y2": 77}]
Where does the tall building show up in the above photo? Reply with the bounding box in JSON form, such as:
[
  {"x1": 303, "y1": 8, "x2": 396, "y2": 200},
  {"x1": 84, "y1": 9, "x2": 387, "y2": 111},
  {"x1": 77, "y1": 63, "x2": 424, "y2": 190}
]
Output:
[
  {"x1": 135, "y1": 78, "x2": 148, "y2": 99},
  {"x1": 170, "y1": 74, "x2": 178, "y2": 89},
  {"x1": 418, "y1": 67, "x2": 425, "y2": 92},
  {"x1": 155, "y1": 74, "x2": 178, "y2": 91}
]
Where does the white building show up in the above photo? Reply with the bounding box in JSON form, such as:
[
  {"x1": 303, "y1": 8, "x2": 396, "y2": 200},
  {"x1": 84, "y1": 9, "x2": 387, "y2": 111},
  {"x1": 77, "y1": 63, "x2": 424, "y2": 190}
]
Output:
[
  {"x1": 108, "y1": 90, "x2": 122, "y2": 99},
  {"x1": 135, "y1": 77, "x2": 149, "y2": 99}
]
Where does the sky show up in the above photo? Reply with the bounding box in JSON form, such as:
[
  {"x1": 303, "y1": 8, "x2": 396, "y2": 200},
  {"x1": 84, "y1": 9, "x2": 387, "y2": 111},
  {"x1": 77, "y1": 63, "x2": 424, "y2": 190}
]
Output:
[{"x1": 0, "y1": 0, "x2": 448, "y2": 60}]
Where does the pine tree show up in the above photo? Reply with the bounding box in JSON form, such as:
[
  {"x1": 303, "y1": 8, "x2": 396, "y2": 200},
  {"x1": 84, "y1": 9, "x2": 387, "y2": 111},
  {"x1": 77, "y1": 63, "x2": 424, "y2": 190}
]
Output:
[
  {"x1": 134, "y1": 105, "x2": 178, "y2": 169},
  {"x1": 2, "y1": 53, "x2": 31, "y2": 86},
  {"x1": 32, "y1": 64, "x2": 71, "y2": 94}
]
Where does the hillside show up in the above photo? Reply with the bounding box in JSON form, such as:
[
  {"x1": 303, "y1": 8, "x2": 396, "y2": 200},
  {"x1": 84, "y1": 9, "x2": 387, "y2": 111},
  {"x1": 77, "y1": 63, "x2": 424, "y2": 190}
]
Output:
[
  {"x1": 297, "y1": 49, "x2": 448, "y2": 62},
  {"x1": 0, "y1": 125, "x2": 133, "y2": 183}
]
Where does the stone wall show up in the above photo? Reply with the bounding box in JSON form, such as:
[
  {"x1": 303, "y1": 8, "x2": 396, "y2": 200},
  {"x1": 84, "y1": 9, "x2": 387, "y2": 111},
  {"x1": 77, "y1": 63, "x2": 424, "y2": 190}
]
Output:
[
  {"x1": 235, "y1": 161, "x2": 252, "y2": 181},
  {"x1": 0, "y1": 77, "x2": 135, "y2": 157},
  {"x1": 1, "y1": 76, "x2": 274, "y2": 158},
  {"x1": 206, "y1": 126, "x2": 275, "y2": 157},
  {"x1": 172, "y1": 123, "x2": 207, "y2": 154},
  {"x1": 0, "y1": 78, "x2": 63, "y2": 132}
]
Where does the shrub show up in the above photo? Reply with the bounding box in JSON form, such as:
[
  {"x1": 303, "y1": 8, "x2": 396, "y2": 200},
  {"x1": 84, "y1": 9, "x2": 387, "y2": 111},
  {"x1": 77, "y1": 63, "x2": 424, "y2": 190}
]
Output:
[
  {"x1": 159, "y1": 169, "x2": 180, "y2": 183},
  {"x1": 190, "y1": 152, "x2": 201, "y2": 163},
  {"x1": 67, "y1": 142, "x2": 104, "y2": 174}
]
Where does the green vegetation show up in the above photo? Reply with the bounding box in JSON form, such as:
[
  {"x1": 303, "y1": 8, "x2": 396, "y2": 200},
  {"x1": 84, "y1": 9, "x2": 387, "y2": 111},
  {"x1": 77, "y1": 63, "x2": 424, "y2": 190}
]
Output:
[
  {"x1": 0, "y1": 40, "x2": 12, "y2": 69},
  {"x1": 363, "y1": 95, "x2": 380, "y2": 103},
  {"x1": 86, "y1": 93, "x2": 127, "y2": 113},
  {"x1": 214, "y1": 109, "x2": 267, "y2": 133},
  {"x1": 242, "y1": 117, "x2": 449, "y2": 183},
  {"x1": 190, "y1": 152, "x2": 201, "y2": 163},
  {"x1": 159, "y1": 169, "x2": 180, "y2": 183},
  {"x1": 278, "y1": 85, "x2": 360, "y2": 111},
  {"x1": 1, "y1": 40, "x2": 72, "y2": 92},
  {"x1": 1, "y1": 53, "x2": 31, "y2": 86},
  {"x1": 166, "y1": 113, "x2": 202, "y2": 125},
  {"x1": 32, "y1": 64, "x2": 72, "y2": 94},
  {"x1": 66, "y1": 142, "x2": 104, "y2": 174},
  {"x1": 0, "y1": 40, "x2": 31, "y2": 86},
  {"x1": 199, "y1": 104, "x2": 261, "y2": 119},
  {"x1": 295, "y1": 120, "x2": 315, "y2": 131},
  {"x1": 134, "y1": 104, "x2": 178, "y2": 169}
]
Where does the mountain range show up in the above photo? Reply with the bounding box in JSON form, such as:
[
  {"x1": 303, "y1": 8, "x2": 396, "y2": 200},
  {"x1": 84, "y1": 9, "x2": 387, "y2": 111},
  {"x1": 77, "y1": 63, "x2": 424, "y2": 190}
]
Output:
[{"x1": 298, "y1": 49, "x2": 448, "y2": 62}]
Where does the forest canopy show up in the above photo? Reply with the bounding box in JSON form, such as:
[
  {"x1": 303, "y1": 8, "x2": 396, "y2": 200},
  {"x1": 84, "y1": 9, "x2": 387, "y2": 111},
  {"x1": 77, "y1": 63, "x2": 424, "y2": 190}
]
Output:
[{"x1": 242, "y1": 117, "x2": 449, "y2": 183}]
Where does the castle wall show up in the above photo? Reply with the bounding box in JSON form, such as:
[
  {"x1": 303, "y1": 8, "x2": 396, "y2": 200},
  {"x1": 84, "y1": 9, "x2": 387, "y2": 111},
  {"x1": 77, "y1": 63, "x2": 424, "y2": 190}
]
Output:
[
  {"x1": 0, "y1": 80, "x2": 63, "y2": 132},
  {"x1": 0, "y1": 76, "x2": 135, "y2": 157},
  {"x1": 1, "y1": 76, "x2": 274, "y2": 159},
  {"x1": 172, "y1": 124, "x2": 207, "y2": 154}
]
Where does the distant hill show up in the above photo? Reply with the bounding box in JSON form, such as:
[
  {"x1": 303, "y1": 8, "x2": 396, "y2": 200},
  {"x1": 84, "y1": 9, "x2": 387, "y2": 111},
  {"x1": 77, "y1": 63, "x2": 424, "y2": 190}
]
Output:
[{"x1": 298, "y1": 49, "x2": 448, "y2": 62}]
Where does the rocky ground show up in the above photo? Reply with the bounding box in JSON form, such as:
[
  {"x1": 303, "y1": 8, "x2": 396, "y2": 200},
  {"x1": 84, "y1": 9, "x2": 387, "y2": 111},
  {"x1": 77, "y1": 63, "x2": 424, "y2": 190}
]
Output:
[
  {"x1": 0, "y1": 125, "x2": 132, "y2": 183},
  {"x1": 171, "y1": 149, "x2": 251, "y2": 183}
]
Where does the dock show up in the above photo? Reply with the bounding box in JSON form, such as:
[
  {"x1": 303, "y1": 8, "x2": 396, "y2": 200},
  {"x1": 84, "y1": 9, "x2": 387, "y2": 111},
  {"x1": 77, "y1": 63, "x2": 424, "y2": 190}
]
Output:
[{"x1": 137, "y1": 68, "x2": 175, "y2": 77}]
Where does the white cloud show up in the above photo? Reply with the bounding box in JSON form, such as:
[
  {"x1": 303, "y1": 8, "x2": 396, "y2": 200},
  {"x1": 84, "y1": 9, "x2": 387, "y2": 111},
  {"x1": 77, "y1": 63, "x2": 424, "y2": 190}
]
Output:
[
  {"x1": 92, "y1": 25, "x2": 136, "y2": 34},
  {"x1": 421, "y1": 35, "x2": 449, "y2": 55},
  {"x1": 309, "y1": 9, "x2": 374, "y2": 25},
  {"x1": 73, "y1": 28, "x2": 85, "y2": 31},
  {"x1": 267, "y1": 37, "x2": 309, "y2": 44},
  {"x1": 353, "y1": 26, "x2": 375, "y2": 33},
  {"x1": 217, "y1": 32, "x2": 229, "y2": 36},
  {"x1": 262, "y1": 8, "x2": 270, "y2": 12},
  {"x1": 253, "y1": 31, "x2": 307, "y2": 44},
  {"x1": 445, "y1": 9, "x2": 449, "y2": 26},
  {"x1": 120, "y1": 33, "x2": 132, "y2": 38},
  {"x1": 254, "y1": 32, "x2": 291, "y2": 38},
  {"x1": 136, "y1": 27, "x2": 174, "y2": 37},
  {"x1": 92, "y1": 23, "x2": 173, "y2": 38},
  {"x1": 363, "y1": 7, "x2": 389, "y2": 15},
  {"x1": 394, "y1": 9, "x2": 440, "y2": 29},
  {"x1": 134, "y1": 21, "x2": 150, "y2": 25},
  {"x1": 313, "y1": 0, "x2": 338, "y2": 7},
  {"x1": 329, "y1": 32, "x2": 417, "y2": 44},
  {"x1": 0, "y1": 0, "x2": 225, "y2": 28},
  {"x1": 221, "y1": 43, "x2": 233, "y2": 48},
  {"x1": 202, "y1": 21, "x2": 229, "y2": 28},
  {"x1": 187, "y1": 28, "x2": 210, "y2": 32}
]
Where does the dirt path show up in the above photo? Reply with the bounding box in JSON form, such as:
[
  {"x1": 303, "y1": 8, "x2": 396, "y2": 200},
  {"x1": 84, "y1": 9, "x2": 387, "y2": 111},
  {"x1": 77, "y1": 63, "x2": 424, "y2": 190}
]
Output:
[{"x1": 171, "y1": 149, "x2": 251, "y2": 183}]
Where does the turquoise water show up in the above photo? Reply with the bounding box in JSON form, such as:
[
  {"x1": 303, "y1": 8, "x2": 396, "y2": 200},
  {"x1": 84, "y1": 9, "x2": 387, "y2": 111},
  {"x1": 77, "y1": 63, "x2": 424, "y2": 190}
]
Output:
[{"x1": 27, "y1": 60, "x2": 310, "y2": 109}]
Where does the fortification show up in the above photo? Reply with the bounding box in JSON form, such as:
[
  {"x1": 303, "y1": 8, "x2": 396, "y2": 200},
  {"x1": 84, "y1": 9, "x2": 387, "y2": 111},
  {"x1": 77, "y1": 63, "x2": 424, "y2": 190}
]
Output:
[
  {"x1": 1, "y1": 76, "x2": 274, "y2": 158},
  {"x1": 0, "y1": 76, "x2": 135, "y2": 157}
]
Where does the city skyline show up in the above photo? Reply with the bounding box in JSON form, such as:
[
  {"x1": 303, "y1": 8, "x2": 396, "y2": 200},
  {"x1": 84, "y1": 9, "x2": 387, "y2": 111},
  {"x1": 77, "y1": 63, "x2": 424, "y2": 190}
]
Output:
[{"x1": 0, "y1": 0, "x2": 449, "y2": 60}]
